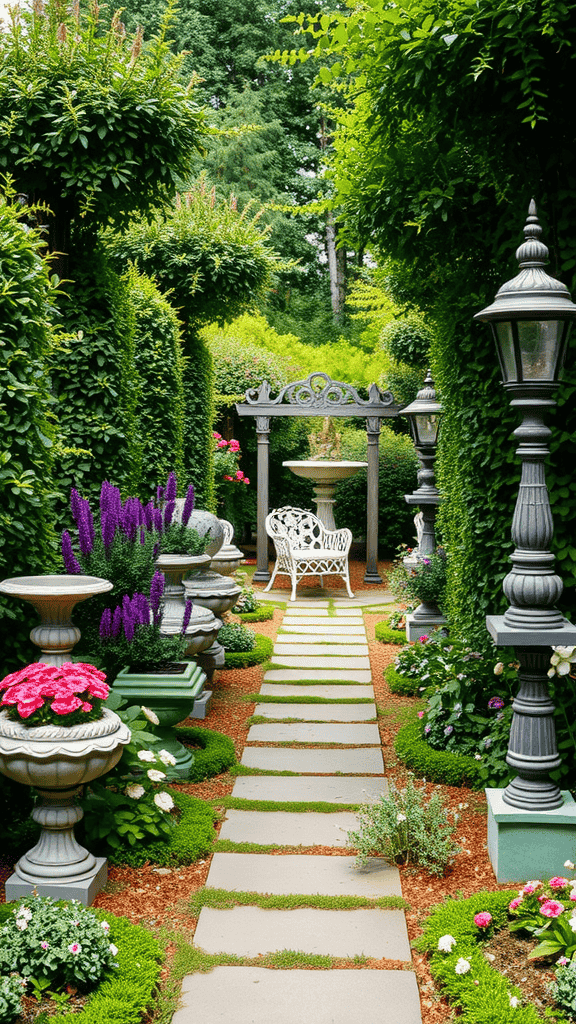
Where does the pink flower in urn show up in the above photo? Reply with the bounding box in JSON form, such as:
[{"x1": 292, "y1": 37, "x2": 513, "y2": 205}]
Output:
[
  {"x1": 473, "y1": 912, "x2": 492, "y2": 929},
  {"x1": 540, "y1": 900, "x2": 565, "y2": 918}
]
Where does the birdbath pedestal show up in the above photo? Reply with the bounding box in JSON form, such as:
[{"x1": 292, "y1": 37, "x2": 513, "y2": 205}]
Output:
[{"x1": 283, "y1": 460, "x2": 367, "y2": 531}]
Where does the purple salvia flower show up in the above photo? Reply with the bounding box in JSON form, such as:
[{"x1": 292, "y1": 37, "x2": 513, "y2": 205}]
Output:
[
  {"x1": 101, "y1": 512, "x2": 116, "y2": 551},
  {"x1": 165, "y1": 472, "x2": 177, "y2": 502},
  {"x1": 156, "y1": 485, "x2": 164, "y2": 504},
  {"x1": 136, "y1": 500, "x2": 146, "y2": 526},
  {"x1": 120, "y1": 499, "x2": 138, "y2": 541},
  {"x1": 111, "y1": 606, "x2": 123, "y2": 638},
  {"x1": 135, "y1": 593, "x2": 151, "y2": 625},
  {"x1": 61, "y1": 531, "x2": 82, "y2": 574},
  {"x1": 123, "y1": 604, "x2": 136, "y2": 642},
  {"x1": 182, "y1": 484, "x2": 195, "y2": 526},
  {"x1": 182, "y1": 598, "x2": 193, "y2": 635},
  {"x1": 153, "y1": 508, "x2": 163, "y2": 533},
  {"x1": 70, "y1": 488, "x2": 83, "y2": 525},
  {"x1": 139, "y1": 527, "x2": 146, "y2": 545},
  {"x1": 99, "y1": 608, "x2": 112, "y2": 640},
  {"x1": 153, "y1": 542, "x2": 160, "y2": 558},
  {"x1": 149, "y1": 570, "x2": 164, "y2": 625},
  {"x1": 164, "y1": 500, "x2": 175, "y2": 530},
  {"x1": 77, "y1": 503, "x2": 94, "y2": 557},
  {"x1": 142, "y1": 501, "x2": 154, "y2": 531}
]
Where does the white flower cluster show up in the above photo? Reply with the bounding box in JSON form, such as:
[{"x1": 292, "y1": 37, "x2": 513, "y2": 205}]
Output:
[
  {"x1": 124, "y1": 747, "x2": 177, "y2": 812},
  {"x1": 548, "y1": 646, "x2": 576, "y2": 678}
]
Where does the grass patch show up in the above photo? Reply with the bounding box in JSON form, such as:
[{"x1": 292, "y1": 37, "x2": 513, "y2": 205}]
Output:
[
  {"x1": 237, "y1": 606, "x2": 274, "y2": 622},
  {"x1": 247, "y1": 715, "x2": 377, "y2": 725},
  {"x1": 189, "y1": 888, "x2": 409, "y2": 914},
  {"x1": 228, "y1": 764, "x2": 300, "y2": 777},
  {"x1": 223, "y1": 633, "x2": 274, "y2": 669},
  {"x1": 212, "y1": 797, "x2": 361, "y2": 813},
  {"x1": 375, "y1": 622, "x2": 406, "y2": 645},
  {"x1": 384, "y1": 663, "x2": 420, "y2": 697}
]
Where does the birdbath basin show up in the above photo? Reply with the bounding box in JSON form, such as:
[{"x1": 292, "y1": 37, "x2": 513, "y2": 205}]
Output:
[{"x1": 283, "y1": 460, "x2": 367, "y2": 531}]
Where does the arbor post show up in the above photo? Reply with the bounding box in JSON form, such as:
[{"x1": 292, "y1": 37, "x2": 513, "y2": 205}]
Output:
[
  {"x1": 254, "y1": 415, "x2": 271, "y2": 582},
  {"x1": 364, "y1": 416, "x2": 383, "y2": 584}
]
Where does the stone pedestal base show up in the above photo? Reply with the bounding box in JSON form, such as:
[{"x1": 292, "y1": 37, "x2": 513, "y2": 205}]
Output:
[
  {"x1": 5, "y1": 857, "x2": 107, "y2": 907},
  {"x1": 405, "y1": 611, "x2": 448, "y2": 642},
  {"x1": 486, "y1": 788, "x2": 576, "y2": 883},
  {"x1": 190, "y1": 690, "x2": 213, "y2": 719}
]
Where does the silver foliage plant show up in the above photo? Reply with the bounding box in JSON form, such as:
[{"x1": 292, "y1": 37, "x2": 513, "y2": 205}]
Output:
[{"x1": 347, "y1": 777, "x2": 461, "y2": 877}]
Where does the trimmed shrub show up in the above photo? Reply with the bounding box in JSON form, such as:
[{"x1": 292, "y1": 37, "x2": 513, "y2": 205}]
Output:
[
  {"x1": 238, "y1": 606, "x2": 275, "y2": 622},
  {"x1": 375, "y1": 622, "x2": 407, "y2": 645},
  {"x1": 384, "y1": 664, "x2": 419, "y2": 696},
  {"x1": 219, "y1": 623, "x2": 256, "y2": 653},
  {"x1": 380, "y1": 314, "x2": 433, "y2": 367},
  {"x1": 0, "y1": 189, "x2": 59, "y2": 674},
  {"x1": 223, "y1": 633, "x2": 274, "y2": 669},
  {"x1": 394, "y1": 715, "x2": 483, "y2": 789},
  {"x1": 334, "y1": 424, "x2": 418, "y2": 551},
  {"x1": 174, "y1": 725, "x2": 237, "y2": 782}
]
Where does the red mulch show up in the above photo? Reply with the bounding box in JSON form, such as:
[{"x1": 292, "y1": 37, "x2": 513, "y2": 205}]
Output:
[{"x1": 0, "y1": 566, "x2": 538, "y2": 1023}]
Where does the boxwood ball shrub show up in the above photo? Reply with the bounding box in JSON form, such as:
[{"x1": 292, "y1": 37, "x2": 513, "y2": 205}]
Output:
[
  {"x1": 222, "y1": 632, "x2": 274, "y2": 669},
  {"x1": 334, "y1": 424, "x2": 418, "y2": 550},
  {"x1": 219, "y1": 623, "x2": 256, "y2": 653},
  {"x1": 375, "y1": 622, "x2": 407, "y2": 645}
]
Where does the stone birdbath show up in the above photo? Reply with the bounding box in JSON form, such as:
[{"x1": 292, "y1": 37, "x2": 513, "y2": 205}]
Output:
[
  {"x1": 0, "y1": 575, "x2": 113, "y2": 666},
  {"x1": 283, "y1": 461, "x2": 367, "y2": 531}
]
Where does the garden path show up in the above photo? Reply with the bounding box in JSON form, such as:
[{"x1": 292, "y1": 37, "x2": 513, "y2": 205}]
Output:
[{"x1": 173, "y1": 598, "x2": 422, "y2": 1024}]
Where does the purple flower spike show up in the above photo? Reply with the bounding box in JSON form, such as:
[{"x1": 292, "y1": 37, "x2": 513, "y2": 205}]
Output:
[
  {"x1": 70, "y1": 488, "x2": 83, "y2": 525},
  {"x1": 99, "y1": 608, "x2": 112, "y2": 640},
  {"x1": 120, "y1": 498, "x2": 138, "y2": 541},
  {"x1": 101, "y1": 512, "x2": 116, "y2": 551},
  {"x1": 143, "y1": 501, "x2": 154, "y2": 531},
  {"x1": 61, "y1": 530, "x2": 82, "y2": 574},
  {"x1": 78, "y1": 503, "x2": 94, "y2": 557},
  {"x1": 153, "y1": 508, "x2": 163, "y2": 533},
  {"x1": 123, "y1": 607, "x2": 136, "y2": 642},
  {"x1": 182, "y1": 484, "x2": 195, "y2": 526},
  {"x1": 149, "y1": 570, "x2": 164, "y2": 624},
  {"x1": 182, "y1": 598, "x2": 193, "y2": 635},
  {"x1": 164, "y1": 500, "x2": 175, "y2": 530},
  {"x1": 165, "y1": 472, "x2": 177, "y2": 502},
  {"x1": 111, "y1": 606, "x2": 123, "y2": 638},
  {"x1": 156, "y1": 485, "x2": 164, "y2": 505},
  {"x1": 135, "y1": 593, "x2": 151, "y2": 625}
]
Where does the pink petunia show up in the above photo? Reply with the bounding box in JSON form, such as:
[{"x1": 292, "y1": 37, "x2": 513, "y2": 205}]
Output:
[
  {"x1": 473, "y1": 912, "x2": 492, "y2": 928},
  {"x1": 540, "y1": 900, "x2": 565, "y2": 918},
  {"x1": 51, "y1": 694, "x2": 84, "y2": 715},
  {"x1": 522, "y1": 881, "x2": 542, "y2": 895},
  {"x1": 550, "y1": 877, "x2": 570, "y2": 889},
  {"x1": 509, "y1": 897, "x2": 523, "y2": 911}
]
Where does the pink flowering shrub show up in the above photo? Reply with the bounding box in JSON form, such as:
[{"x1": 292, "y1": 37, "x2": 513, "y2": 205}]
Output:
[
  {"x1": 212, "y1": 432, "x2": 251, "y2": 527},
  {"x1": 0, "y1": 662, "x2": 109, "y2": 727},
  {"x1": 473, "y1": 912, "x2": 492, "y2": 929},
  {"x1": 509, "y1": 873, "x2": 576, "y2": 960}
]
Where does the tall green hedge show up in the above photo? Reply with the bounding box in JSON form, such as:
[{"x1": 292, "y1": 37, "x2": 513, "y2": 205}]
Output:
[
  {"x1": 124, "y1": 266, "x2": 185, "y2": 496},
  {"x1": 49, "y1": 247, "x2": 137, "y2": 525},
  {"x1": 0, "y1": 191, "x2": 58, "y2": 674}
]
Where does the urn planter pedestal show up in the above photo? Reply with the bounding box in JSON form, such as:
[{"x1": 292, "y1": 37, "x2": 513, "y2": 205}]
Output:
[
  {"x1": 113, "y1": 661, "x2": 207, "y2": 776},
  {"x1": 0, "y1": 708, "x2": 131, "y2": 905}
]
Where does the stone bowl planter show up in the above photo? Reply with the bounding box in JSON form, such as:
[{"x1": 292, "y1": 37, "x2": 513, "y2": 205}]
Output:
[
  {"x1": 0, "y1": 708, "x2": 131, "y2": 905},
  {"x1": 172, "y1": 505, "x2": 224, "y2": 557},
  {"x1": 209, "y1": 518, "x2": 244, "y2": 576},
  {"x1": 184, "y1": 571, "x2": 241, "y2": 617},
  {"x1": 155, "y1": 553, "x2": 221, "y2": 655}
]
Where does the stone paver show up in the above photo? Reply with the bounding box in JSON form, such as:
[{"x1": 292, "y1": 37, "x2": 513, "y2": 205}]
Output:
[
  {"x1": 270, "y1": 655, "x2": 371, "y2": 670},
  {"x1": 219, "y1": 809, "x2": 358, "y2": 846},
  {"x1": 173, "y1": 968, "x2": 421, "y2": 1024},
  {"x1": 264, "y1": 669, "x2": 372, "y2": 682},
  {"x1": 253, "y1": 703, "x2": 376, "y2": 721},
  {"x1": 231, "y1": 775, "x2": 387, "y2": 803},
  {"x1": 273, "y1": 643, "x2": 369, "y2": 657},
  {"x1": 246, "y1": 723, "x2": 380, "y2": 744},
  {"x1": 282, "y1": 616, "x2": 365, "y2": 626},
  {"x1": 292, "y1": 600, "x2": 330, "y2": 607},
  {"x1": 274, "y1": 632, "x2": 366, "y2": 644},
  {"x1": 284, "y1": 606, "x2": 331, "y2": 614},
  {"x1": 280, "y1": 624, "x2": 368, "y2": 635},
  {"x1": 259, "y1": 684, "x2": 374, "y2": 698},
  {"x1": 206, "y1": 853, "x2": 402, "y2": 897},
  {"x1": 194, "y1": 906, "x2": 412, "y2": 959},
  {"x1": 241, "y1": 746, "x2": 384, "y2": 774}
]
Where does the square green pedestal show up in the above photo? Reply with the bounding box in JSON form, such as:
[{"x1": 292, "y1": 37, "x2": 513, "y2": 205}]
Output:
[{"x1": 486, "y1": 788, "x2": 576, "y2": 883}]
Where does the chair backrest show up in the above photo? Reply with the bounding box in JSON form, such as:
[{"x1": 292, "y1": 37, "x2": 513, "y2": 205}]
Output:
[{"x1": 266, "y1": 507, "x2": 323, "y2": 548}]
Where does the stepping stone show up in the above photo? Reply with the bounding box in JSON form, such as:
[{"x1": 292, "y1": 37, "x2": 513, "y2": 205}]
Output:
[
  {"x1": 231, "y1": 776, "x2": 387, "y2": 803},
  {"x1": 206, "y1": 853, "x2": 402, "y2": 897},
  {"x1": 241, "y1": 746, "x2": 384, "y2": 774},
  {"x1": 253, "y1": 704, "x2": 376, "y2": 721},
  {"x1": 264, "y1": 670, "x2": 372, "y2": 683},
  {"x1": 270, "y1": 655, "x2": 370, "y2": 670},
  {"x1": 286, "y1": 606, "x2": 331, "y2": 614},
  {"x1": 280, "y1": 625, "x2": 368, "y2": 636},
  {"x1": 174, "y1": 968, "x2": 421, "y2": 1024},
  {"x1": 283, "y1": 617, "x2": 363, "y2": 626},
  {"x1": 260, "y1": 684, "x2": 374, "y2": 698},
  {"x1": 219, "y1": 809, "x2": 359, "y2": 847},
  {"x1": 274, "y1": 633, "x2": 366, "y2": 644},
  {"x1": 246, "y1": 723, "x2": 380, "y2": 744},
  {"x1": 273, "y1": 644, "x2": 369, "y2": 657},
  {"x1": 194, "y1": 906, "x2": 412, "y2": 960},
  {"x1": 292, "y1": 601, "x2": 330, "y2": 607},
  {"x1": 334, "y1": 607, "x2": 363, "y2": 615}
]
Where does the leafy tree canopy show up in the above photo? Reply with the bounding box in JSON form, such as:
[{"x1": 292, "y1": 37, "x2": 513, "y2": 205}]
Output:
[{"x1": 0, "y1": 0, "x2": 206, "y2": 255}]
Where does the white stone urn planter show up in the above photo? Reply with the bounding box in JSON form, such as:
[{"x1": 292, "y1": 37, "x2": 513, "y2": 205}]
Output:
[
  {"x1": 0, "y1": 708, "x2": 130, "y2": 905},
  {"x1": 283, "y1": 460, "x2": 367, "y2": 531},
  {"x1": 155, "y1": 553, "x2": 221, "y2": 656}
]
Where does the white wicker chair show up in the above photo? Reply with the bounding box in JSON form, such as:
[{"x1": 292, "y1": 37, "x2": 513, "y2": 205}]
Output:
[{"x1": 264, "y1": 506, "x2": 354, "y2": 601}]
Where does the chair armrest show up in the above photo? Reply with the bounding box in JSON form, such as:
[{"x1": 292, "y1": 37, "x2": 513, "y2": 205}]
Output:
[{"x1": 321, "y1": 526, "x2": 352, "y2": 553}]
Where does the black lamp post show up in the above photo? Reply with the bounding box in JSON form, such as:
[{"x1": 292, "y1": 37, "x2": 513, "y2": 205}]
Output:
[
  {"x1": 475, "y1": 201, "x2": 576, "y2": 811},
  {"x1": 401, "y1": 370, "x2": 446, "y2": 638}
]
